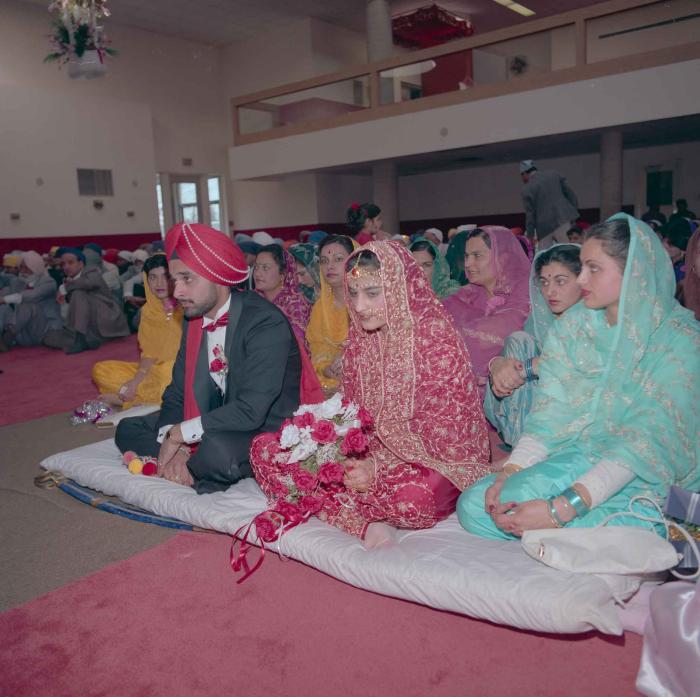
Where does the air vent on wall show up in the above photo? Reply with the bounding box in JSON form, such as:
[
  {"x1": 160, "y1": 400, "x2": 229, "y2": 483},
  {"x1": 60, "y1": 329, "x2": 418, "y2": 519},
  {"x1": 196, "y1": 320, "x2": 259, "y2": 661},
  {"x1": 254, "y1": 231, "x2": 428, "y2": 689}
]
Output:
[{"x1": 77, "y1": 168, "x2": 113, "y2": 196}]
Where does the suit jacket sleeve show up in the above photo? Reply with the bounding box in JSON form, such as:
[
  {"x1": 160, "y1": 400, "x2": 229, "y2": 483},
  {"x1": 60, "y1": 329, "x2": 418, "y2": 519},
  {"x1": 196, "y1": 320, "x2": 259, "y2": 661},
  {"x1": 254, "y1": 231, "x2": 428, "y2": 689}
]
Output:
[
  {"x1": 560, "y1": 176, "x2": 578, "y2": 209},
  {"x1": 201, "y1": 307, "x2": 295, "y2": 434},
  {"x1": 20, "y1": 277, "x2": 57, "y2": 302},
  {"x1": 157, "y1": 324, "x2": 187, "y2": 428},
  {"x1": 66, "y1": 268, "x2": 105, "y2": 294}
]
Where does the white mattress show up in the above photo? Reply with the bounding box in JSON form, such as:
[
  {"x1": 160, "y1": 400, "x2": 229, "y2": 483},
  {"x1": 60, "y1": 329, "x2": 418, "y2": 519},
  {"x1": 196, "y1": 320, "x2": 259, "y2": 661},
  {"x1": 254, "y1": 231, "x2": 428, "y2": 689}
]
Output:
[{"x1": 41, "y1": 439, "x2": 644, "y2": 635}]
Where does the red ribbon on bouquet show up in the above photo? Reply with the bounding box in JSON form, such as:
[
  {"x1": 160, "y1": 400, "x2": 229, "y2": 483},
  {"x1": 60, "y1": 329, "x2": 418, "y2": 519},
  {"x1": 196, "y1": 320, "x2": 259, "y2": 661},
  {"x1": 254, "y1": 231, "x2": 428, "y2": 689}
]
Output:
[{"x1": 229, "y1": 507, "x2": 311, "y2": 583}]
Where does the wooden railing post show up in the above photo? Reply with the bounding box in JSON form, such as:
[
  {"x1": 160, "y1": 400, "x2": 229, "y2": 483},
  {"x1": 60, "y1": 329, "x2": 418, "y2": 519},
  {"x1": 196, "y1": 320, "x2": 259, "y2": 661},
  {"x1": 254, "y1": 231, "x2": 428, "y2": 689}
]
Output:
[
  {"x1": 576, "y1": 18, "x2": 587, "y2": 67},
  {"x1": 369, "y1": 70, "x2": 380, "y2": 109}
]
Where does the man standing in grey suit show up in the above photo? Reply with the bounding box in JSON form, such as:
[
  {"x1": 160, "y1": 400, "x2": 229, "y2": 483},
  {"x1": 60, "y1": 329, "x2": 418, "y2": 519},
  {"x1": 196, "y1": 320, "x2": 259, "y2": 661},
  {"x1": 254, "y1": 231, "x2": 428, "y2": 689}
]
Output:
[{"x1": 520, "y1": 160, "x2": 579, "y2": 249}]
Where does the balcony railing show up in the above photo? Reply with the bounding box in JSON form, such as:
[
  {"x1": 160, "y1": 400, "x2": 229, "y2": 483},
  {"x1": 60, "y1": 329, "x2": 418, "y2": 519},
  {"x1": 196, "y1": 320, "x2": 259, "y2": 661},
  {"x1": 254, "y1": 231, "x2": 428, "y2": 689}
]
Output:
[{"x1": 231, "y1": 0, "x2": 700, "y2": 145}]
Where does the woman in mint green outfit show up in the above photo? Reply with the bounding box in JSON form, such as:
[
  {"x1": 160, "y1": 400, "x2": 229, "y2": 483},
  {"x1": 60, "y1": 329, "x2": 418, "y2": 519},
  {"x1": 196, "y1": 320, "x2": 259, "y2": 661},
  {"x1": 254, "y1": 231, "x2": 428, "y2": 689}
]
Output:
[
  {"x1": 458, "y1": 214, "x2": 700, "y2": 539},
  {"x1": 409, "y1": 237, "x2": 461, "y2": 299},
  {"x1": 483, "y1": 244, "x2": 582, "y2": 446}
]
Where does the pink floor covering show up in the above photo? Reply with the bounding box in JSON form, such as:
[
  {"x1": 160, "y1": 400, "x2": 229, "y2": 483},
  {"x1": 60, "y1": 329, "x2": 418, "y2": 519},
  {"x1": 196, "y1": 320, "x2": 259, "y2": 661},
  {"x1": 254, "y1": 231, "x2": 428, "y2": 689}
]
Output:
[
  {"x1": 0, "y1": 335, "x2": 139, "y2": 426},
  {"x1": 0, "y1": 532, "x2": 644, "y2": 697}
]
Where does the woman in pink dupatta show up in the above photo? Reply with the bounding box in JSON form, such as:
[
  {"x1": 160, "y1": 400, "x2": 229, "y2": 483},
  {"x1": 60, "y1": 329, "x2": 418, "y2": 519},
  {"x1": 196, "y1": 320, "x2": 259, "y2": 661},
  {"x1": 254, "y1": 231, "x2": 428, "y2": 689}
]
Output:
[
  {"x1": 252, "y1": 241, "x2": 490, "y2": 548},
  {"x1": 442, "y1": 226, "x2": 531, "y2": 397},
  {"x1": 254, "y1": 244, "x2": 311, "y2": 343}
]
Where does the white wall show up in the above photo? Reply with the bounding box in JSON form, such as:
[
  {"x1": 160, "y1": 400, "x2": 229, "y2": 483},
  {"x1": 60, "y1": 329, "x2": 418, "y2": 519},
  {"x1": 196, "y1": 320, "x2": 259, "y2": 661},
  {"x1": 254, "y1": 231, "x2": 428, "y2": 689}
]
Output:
[
  {"x1": 231, "y1": 175, "x2": 319, "y2": 229},
  {"x1": 399, "y1": 141, "x2": 700, "y2": 222},
  {"x1": 1, "y1": 85, "x2": 159, "y2": 237},
  {"x1": 316, "y1": 173, "x2": 373, "y2": 223},
  {"x1": 0, "y1": 0, "x2": 229, "y2": 238}
]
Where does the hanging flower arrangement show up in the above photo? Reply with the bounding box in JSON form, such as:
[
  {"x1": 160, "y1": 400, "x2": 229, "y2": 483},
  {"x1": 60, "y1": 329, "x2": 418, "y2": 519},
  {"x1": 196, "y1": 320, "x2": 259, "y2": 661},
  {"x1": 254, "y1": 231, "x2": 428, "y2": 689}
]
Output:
[{"x1": 44, "y1": 0, "x2": 116, "y2": 69}]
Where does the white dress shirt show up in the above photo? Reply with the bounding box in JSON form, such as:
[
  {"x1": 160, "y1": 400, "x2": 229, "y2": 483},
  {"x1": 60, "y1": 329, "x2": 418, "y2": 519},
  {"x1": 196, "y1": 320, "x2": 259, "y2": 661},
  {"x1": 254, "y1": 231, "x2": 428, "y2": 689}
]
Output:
[{"x1": 157, "y1": 297, "x2": 230, "y2": 445}]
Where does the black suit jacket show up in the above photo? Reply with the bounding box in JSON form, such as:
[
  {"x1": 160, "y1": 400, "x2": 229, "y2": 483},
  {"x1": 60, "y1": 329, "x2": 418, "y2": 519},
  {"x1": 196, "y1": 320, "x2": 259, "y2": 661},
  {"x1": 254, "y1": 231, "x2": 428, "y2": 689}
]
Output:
[{"x1": 158, "y1": 290, "x2": 301, "y2": 439}]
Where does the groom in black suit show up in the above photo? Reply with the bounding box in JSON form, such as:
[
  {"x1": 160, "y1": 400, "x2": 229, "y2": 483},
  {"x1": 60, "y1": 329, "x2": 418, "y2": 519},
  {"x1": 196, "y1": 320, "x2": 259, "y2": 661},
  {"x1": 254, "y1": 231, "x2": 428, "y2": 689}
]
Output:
[{"x1": 115, "y1": 223, "x2": 302, "y2": 494}]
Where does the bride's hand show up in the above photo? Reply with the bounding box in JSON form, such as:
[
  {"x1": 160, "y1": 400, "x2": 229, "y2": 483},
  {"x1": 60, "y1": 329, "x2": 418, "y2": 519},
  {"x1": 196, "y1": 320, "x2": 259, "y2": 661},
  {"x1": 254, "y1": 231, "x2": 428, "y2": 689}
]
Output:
[{"x1": 343, "y1": 458, "x2": 374, "y2": 492}]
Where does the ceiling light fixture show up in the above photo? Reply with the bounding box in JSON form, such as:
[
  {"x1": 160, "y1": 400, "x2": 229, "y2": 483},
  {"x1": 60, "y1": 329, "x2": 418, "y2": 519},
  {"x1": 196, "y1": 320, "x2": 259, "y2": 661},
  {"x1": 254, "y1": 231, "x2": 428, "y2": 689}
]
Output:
[{"x1": 493, "y1": 0, "x2": 536, "y2": 17}]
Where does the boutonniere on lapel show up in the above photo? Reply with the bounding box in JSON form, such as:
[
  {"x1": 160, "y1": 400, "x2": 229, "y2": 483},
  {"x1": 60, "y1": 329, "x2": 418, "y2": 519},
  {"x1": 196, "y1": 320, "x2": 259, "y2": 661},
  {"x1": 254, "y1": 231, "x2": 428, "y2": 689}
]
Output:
[{"x1": 209, "y1": 344, "x2": 228, "y2": 378}]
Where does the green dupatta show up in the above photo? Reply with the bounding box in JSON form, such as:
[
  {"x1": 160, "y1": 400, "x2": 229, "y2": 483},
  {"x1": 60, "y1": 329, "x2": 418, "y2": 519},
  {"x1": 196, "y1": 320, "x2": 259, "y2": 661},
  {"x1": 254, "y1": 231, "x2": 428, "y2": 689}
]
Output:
[{"x1": 524, "y1": 213, "x2": 700, "y2": 489}]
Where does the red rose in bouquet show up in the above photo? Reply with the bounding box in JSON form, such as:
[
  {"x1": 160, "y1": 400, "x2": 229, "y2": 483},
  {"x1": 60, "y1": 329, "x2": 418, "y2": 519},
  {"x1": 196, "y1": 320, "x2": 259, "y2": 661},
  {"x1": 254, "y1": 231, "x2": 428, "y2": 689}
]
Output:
[
  {"x1": 340, "y1": 427, "x2": 369, "y2": 456},
  {"x1": 318, "y1": 461, "x2": 345, "y2": 485},
  {"x1": 293, "y1": 469, "x2": 317, "y2": 493},
  {"x1": 254, "y1": 513, "x2": 280, "y2": 543},
  {"x1": 311, "y1": 419, "x2": 336, "y2": 445},
  {"x1": 293, "y1": 411, "x2": 315, "y2": 429},
  {"x1": 298, "y1": 495, "x2": 323, "y2": 515}
]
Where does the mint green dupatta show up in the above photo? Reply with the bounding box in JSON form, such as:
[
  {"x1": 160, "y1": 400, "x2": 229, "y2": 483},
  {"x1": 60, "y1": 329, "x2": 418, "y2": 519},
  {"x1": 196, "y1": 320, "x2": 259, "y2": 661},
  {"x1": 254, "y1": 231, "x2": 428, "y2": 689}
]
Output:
[
  {"x1": 409, "y1": 237, "x2": 461, "y2": 299},
  {"x1": 525, "y1": 213, "x2": 700, "y2": 490}
]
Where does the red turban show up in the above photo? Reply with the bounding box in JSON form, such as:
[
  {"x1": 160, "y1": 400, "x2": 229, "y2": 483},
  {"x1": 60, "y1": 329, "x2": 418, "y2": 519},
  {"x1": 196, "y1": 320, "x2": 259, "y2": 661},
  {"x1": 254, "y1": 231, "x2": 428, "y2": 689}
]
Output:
[
  {"x1": 165, "y1": 223, "x2": 249, "y2": 285},
  {"x1": 103, "y1": 248, "x2": 120, "y2": 264}
]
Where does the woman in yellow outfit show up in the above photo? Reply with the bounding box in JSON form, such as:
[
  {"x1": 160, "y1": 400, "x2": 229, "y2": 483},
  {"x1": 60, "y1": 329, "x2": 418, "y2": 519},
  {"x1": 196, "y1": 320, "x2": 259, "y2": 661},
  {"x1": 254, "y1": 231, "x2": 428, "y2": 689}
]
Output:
[
  {"x1": 92, "y1": 254, "x2": 183, "y2": 408},
  {"x1": 306, "y1": 235, "x2": 358, "y2": 395}
]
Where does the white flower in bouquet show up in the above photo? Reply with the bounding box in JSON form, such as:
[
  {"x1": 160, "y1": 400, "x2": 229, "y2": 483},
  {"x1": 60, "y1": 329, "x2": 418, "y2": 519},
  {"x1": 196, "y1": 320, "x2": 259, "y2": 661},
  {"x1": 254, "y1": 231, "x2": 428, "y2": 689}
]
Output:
[
  {"x1": 280, "y1": 423, "x2": 301, "y2": 449},
  {"x1": 288, "y1": 427, "x2": 316, "y2": 463}
]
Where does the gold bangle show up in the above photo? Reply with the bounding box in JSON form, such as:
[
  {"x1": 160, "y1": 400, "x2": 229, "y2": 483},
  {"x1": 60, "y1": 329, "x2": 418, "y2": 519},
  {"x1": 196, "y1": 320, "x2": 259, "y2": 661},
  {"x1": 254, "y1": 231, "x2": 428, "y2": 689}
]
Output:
[{"x1": 502, "y1": 463, "x2": 523, "y2": 477}]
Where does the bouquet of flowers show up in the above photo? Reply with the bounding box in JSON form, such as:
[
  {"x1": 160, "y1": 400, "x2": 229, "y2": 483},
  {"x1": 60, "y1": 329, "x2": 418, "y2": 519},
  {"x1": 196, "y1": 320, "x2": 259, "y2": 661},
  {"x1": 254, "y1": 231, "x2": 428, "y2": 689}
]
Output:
[
  {"x1": 44, "y1": 0, "x2": 116, "y2": 66},
  {"x1": 231, "y1": 393, "x2": 373, "y2": 581}
]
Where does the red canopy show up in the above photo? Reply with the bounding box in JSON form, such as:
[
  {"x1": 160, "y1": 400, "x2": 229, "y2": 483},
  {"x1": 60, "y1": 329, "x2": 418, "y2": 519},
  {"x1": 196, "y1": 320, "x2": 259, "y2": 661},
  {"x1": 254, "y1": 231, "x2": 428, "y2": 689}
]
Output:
[{"x1": 392, "y1": 4, "x2": 474, "y2": 49}]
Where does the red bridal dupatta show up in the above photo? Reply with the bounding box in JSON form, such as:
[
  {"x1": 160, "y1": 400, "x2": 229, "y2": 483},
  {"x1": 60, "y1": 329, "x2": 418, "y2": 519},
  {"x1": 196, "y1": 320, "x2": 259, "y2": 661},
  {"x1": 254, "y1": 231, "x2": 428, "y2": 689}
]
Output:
[
  {"x1": 442, "y1": 226, "x2": 531, "y2": 385},
  {"x1": 342, "y1": 241, "x2": 490, "y2": 490}
]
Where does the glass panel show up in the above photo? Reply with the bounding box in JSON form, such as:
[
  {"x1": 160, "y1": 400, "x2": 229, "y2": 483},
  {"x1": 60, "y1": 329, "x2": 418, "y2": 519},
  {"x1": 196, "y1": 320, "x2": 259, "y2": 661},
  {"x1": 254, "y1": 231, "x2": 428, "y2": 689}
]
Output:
[
  {"x1": 181, "y1": 204, "x2": 199, "y2": 223},
  {"x1": 155, "y1": 176, "x2": 165, "y2": 236},
  {"x1": 207, "y1": 176, "x2": 220, "y2": 202},
  {"x1": 177, "y1": 182, "x2": 198, "y2": 205},
  {"x1": 587, "y1": 0, "x2": 700, "y2": 64},
  {"x1": 238, "y1": 75, "x2": 370, "y2": 135},
  {"x1": 209, "y1": 204, "x2": 221, "y2": 231},
  {"x1": 379, "y1": 30, "x2": 562, "y2": 105}
]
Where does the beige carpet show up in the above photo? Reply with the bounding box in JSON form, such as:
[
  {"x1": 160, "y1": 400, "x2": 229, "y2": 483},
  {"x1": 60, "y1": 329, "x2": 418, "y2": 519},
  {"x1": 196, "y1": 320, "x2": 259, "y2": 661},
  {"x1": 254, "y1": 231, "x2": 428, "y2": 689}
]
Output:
[{"x1": 0, "y1": 413, "x2": 176, "y2": 611}]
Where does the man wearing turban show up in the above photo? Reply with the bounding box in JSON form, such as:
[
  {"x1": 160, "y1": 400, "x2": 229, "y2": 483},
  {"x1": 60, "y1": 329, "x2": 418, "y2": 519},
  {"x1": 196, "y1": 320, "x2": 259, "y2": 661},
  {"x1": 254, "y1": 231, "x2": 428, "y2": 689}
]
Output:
[
  {"x1": 0, "y1": 251, "x2": 62, "y2": 351},
  {"x1": 115, "y1": 223, "x2": 320, "y2": 494}
]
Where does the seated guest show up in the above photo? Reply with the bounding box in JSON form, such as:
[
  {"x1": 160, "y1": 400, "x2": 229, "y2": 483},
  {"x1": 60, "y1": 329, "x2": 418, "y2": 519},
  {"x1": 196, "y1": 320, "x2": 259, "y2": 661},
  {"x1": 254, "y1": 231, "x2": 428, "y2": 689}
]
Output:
[
  {"x1": 679, "y1": 226, "x2": 700, "y2": 320},
  {"x1": 115, "y1": 223, "x2": 305, "y2": 494},
  {"x1": 566, "y1": 224, "x2": 584, "y2": 244},
  {"x1": 52, "y1": 247, "x2": 129, "y2": 354},
  {"x1": 346, "y1": 202, "x2": 389, "y2": 241},
  {"x1": 670, "y1": 197, "x2": 697, "y2": 223},
  {"x1": 252, "y1": 242, "x2": 490, "y2": 548},
  {"x1": 444, "y1": 227, "x2": 473, "y2": 285},
  {"x1": 443, "y1": 226, "x2": 531, "y2": 397},
  {"x1": 306, "y1": 234, "x2": 357, "y2": 395},
  {"x1": 289, "y1": 243, "x2": 321, "y2": 303},
  {"x1": 1, "y1": 253, "x2": 24, "y2": 294},
  {"x1": 661, "y1": 217, "x2": 692, "y2": 283},
  {"x1": 83, "y1": 246, "x2": 122, "y2": 299},
  {"x1": 0, "y1": 251, "x2": 61, "y2": 351},
  {"x1": 307, "y1": 230, "x2": 327, "y2": 245},
  {"x1": 423, "y1": 228, "x2": 446, "y2": 253},
  {"x1": 458, "y1": 215, "x2": 700, "y2": 539},
  {"x1": 483, "y1": 245, "x2": 582, "y2": 446},
  {"x1": 254, "y1": 244, "x2": 311, "y2": 342},
  {"x1": 92, "y1": 254, "x2": 183, "y2": 408},
  {"x1": 409, "y1": 237, "x2": 460, "y2": 299}
]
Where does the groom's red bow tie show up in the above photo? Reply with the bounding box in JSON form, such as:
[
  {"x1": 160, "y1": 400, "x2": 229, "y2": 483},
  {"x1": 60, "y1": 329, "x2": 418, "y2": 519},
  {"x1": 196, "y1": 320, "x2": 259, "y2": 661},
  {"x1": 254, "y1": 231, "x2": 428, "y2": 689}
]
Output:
[{"x1": 204, "y1": 315, "x2": 228, "y2": 332}]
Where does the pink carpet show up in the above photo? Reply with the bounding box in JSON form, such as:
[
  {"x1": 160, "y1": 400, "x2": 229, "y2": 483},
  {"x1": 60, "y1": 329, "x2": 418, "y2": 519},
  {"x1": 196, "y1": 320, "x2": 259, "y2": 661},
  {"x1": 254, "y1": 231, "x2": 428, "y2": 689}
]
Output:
[
  {"x1": 0, "y1": 532, "x2": 644, "y2": 697},
  {"x1": 0, "y1": 335, "x2": 139, "y2": 426}
]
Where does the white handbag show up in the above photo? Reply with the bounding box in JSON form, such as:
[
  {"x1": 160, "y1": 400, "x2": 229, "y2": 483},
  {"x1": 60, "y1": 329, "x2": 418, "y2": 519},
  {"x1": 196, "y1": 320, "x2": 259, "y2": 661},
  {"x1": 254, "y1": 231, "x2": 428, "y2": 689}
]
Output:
[{"x1": 522, "y1": 496, "x2": 699, "y2": 580}]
